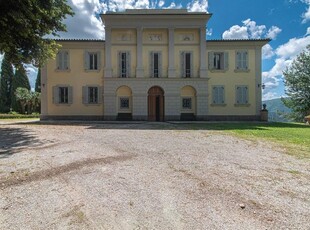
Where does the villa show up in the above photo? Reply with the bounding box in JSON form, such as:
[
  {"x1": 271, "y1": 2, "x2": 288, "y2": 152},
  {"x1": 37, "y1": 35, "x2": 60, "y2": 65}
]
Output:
[{"x1": 40, "y1": 9, "x2": 269, "y2": 121}]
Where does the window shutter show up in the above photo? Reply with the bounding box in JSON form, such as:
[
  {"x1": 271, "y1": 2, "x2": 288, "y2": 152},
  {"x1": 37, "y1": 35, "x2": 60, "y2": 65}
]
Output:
[
  {"x1": 126, "y1": 51, "x2": 131, "y2": 77},
  {"x1": 57, "y1": 52, "x2": 62, "y2": 70},
  {"x1": 118, "y1": 52, "x2": 122, "y2": 77},
  {"x1": 53, "y1": 86, "x2": 59, "y2": 104},
  {"x1": 220, "y1": 86, "x2": 225, "y2": 104},
  {"x1": 158, "y1": 52, "x2": 162, "y2": 78},
  {"x1": 82, "y1": 86, "x2": 88, "y2": 104},
  {"x1": 84, "y1": 51, "x2": 89, "y2": 70},
  {"x1": 98, "y1": 86, "x2": 103, "y2": 104},
  {"x1": 244, "y1": 51, "x2": 248, "y2": 69},
  {"x1": 236, "y1": 51, "x2": 240, "y2": 70},
  {"x1": 180, "y1": 52, "x2": 185, "y2": 78},
  {"x1": 68, "y1": 86, "x2": 73, "y2": 104},
  {"x1": 190, "y1": 52, "x2": 193, "y2": 78},
  {"x1": 224, "y1": 52, "x2": 229, "y2": 70},
  {"x1": 149, "y1": 51, "x2": 154, "y2": 78},
  {"x1": 244, "y1": 86, "x2": 248, "y2": 103},
  {"x1": 236, "y1": 86, "x2": 242, "y2": 104},
  {"x1": 97, "y1": 51, "x2": 101, "y2": 70},
  {"x1": 212, "y1": 86, "x2": 217, "y2": 104},
  {"x1": 208, "y1": 52, "x2": 214, "y2": 70},
  {"x1": 64, "y1": 51, "x2": 69, "y2": 70}
]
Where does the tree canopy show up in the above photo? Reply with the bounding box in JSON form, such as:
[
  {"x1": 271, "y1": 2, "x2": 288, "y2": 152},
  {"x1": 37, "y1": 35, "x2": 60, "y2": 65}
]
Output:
[
  {"x1": 0, "y1": 53, "x2": 14, "y2": 112},
  {"x1": 282, "y1": 45, "x2": 310, "y2": 121},
  {"x1": 0, "y1": 0, "x2": 74, "y2": 66}
]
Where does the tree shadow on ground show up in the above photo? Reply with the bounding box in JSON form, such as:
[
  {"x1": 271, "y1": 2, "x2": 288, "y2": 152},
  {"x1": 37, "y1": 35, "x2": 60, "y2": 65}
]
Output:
[
  {"x1": 0, "y1": 126, "x2": 41, "y2": 159},
  {"x1": 18, "y1": 120, "x2": 309, "y2": 131}
]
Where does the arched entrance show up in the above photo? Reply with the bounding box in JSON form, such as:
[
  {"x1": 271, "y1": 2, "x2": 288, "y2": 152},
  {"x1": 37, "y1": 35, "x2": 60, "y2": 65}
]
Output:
[{"x1": 148, "y1": 86, "x2": 164, "y2": 121}]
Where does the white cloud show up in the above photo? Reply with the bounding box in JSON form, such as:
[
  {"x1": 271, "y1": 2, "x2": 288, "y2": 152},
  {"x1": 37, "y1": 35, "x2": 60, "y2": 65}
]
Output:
[
  {"x1": 262, "y1": 31, "x2": 310, "y2": 98},
  {"x1": 187, "y1": 0, "x2": 208, "y2": 12},
  {"x1": 222, "y1": 19, "x2": 281, "y2": 40},
  {"x1": 158, "y1": 0, "x2": 165, "y2": 7},
  {"x1": 306, "y1": 27, "x2": 310, "y2": 35},
  {"x1": 302, "y1": 1, "x2": 310, "y2": 23},
  {"x1": 267, "y1": 26, "x2": 282, "y2": 39},
  {"x1": 262, "y1": 44, "x2": 275, "y2": 59},
  {"x1": 275, "y1": 36, "x2": 310, "y2": 59},
  {"x1": 222, "y1": 25, "x2": 248, "y2": 39}
]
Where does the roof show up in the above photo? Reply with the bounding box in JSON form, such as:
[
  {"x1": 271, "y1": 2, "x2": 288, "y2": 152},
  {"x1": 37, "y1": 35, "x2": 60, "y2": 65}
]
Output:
[
  {"x1": 207, "y1": 39, "x2": 271, "y2": 42},
  {"x1": 52, "y1": 38, "x2": 104, "y2": 42},
  {"x1": 105, "y1": 9, "x2": 210, "y2": 15}
]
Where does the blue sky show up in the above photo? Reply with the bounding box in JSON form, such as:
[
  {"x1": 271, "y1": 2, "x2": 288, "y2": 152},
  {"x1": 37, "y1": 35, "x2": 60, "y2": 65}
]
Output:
[{"x1": 1, "y1": 0, "x2": 310, "y2": 100}]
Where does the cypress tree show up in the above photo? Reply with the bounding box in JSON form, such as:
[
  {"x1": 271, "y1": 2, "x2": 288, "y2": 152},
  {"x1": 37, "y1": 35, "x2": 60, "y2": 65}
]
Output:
[
  {"x1": 0, "y1": 54, "x2": 14, "y2": 112},
  {"x1": 35, "y1": 69, "x2": 41, "y2": 92},
  {"x1": 11, "y1": 65, "x2": 31, "y2": 112}
]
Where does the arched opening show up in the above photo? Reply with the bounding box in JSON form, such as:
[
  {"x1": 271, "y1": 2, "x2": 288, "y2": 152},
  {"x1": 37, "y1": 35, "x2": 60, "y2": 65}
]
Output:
[
  {"x1": 148, "y1": 86, "x2": 164, "y2": 121},
  {"x1": 116, "y1": 85, "x2": 132, "y2": 120},
  {"x1": 180, "y1": 85, "x2": 196, "y2": 121}
]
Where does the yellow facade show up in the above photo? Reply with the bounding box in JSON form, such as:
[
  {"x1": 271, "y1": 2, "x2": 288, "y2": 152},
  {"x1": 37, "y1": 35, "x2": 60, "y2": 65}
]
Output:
[{"x1": 41, "y1": 9, "x2": 269, "y2": 121}]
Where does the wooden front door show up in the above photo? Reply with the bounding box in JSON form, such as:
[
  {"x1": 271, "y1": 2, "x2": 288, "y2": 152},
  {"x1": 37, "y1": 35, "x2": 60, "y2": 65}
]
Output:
[{"x1": 148, "y1": 86, "x2": 164, "y2": 121}]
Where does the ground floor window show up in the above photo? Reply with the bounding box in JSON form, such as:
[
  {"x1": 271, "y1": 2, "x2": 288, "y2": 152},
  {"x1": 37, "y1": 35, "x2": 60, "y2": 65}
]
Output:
[
  {"x1": 236, "y1": 85, "x2": 249, "y2": 105},
  {"x1": 120, "y1": 97, "x2": 130, "y2": 109},
  {"x1": 53, "y1": 86, "x2": 72, "y2": 104},
  {"x1": 182, "y1": 97, "x2": 192, "y2": 109}
]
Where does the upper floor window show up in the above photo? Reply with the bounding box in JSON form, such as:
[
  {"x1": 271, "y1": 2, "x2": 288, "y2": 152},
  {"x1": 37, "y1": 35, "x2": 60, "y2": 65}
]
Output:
[
  {"x1": 236, "y1": 51, "x2": 248, "y2": 71},
  {"x1": 56, "y1": 50, "x2": 69, "y2": 71},
  {"x1": 208, "y1": 52, "x2": 228, "y2": 71},
  {"x1": 181, "y1": 52, "x2": 193, "y2": 78},
  {"x1": 84, "y1": 51, "x2": 100, "y2": 71},
  {"x1": 236, "y1": 85, "x2": 249, "y2": 105},
  {"x1": 212, "y1": 86, "x2": 225, "y2": 105},
  {"x1": 118, "y1": 51, "x2": 130, "y2": 78},
  {"x1": 53, "y1": 85, "x2": 73, "y2": 104},
  {"x1": 82, "y1": 86, "x2": 101, "y2": 104},
  {"x1": 149, "y1": 52, "x2": 162, "y2": 78}
]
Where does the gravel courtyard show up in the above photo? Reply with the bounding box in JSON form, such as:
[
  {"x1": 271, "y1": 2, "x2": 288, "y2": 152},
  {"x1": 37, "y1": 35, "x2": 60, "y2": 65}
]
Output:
[{"x1": 0, "y1": 121, "x2": 309, "y2": 229}]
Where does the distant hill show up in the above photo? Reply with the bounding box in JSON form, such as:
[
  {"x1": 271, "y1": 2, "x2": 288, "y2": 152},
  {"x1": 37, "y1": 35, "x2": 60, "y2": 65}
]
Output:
[{"x1": 262, "y1": 98, "x2": 292, "y2": 122}]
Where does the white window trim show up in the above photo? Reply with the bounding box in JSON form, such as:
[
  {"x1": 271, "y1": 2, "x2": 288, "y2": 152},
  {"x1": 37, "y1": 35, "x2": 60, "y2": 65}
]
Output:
[
  {"x1": 149, "y1": 51, "x2": 163, "y2": 78},
  {"x1": 118, "y1": 51, "x2": 131, "y2": 78},
  {"x1": 180, "y1": 51, "x2": 194, "y2": 78}
]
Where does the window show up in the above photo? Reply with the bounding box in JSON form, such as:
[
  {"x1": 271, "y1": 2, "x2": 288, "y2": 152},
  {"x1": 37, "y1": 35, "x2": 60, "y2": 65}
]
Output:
[
  {"x1": 149, "y1": 52, "x2": 162, "y2": 78},
  {"x1": 120, "y1": 97, "x2": 129, "y2": 109},
  {"x1": 236, "y1": 86, "x2": 249, "y2": 105},
  {"x1": 181, "y1": 52, "x2": 193, "y2": 78},
  {"x1": 53, "y1": 86, "x2": 73, "y2": 104},
  {"x1": 56, "y1": 51, "x2": 69, "y2": 70},
  {"x1": 236, "y1": 51, "x2": 248, "y2": 70},
  {"x1": 208, "y1": 52, "x2": 228, "y2": 71},
  {"x1": 212, "y1": 86, "x2": 225, "y2": 104},
  {"x1": 182, "y1": 98, "x2": 192, "y2": 109},
  {"x1": 84, "y1": 51, "x2": 100, "y2": 71},
  {"x1": 118, "y1": 51, "x2": 130, "y2": 78},
  {"x1": 82, "y1": 86, "x2": 101, "y2": 104}
]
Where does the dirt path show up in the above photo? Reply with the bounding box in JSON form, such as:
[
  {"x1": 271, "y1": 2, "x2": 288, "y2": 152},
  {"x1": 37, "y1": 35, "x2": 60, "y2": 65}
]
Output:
[{"x1": 0, "y1": 122, "x2": 309, "y2": 229}]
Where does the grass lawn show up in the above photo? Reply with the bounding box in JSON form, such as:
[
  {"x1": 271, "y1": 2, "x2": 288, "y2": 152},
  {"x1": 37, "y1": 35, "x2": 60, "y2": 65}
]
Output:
[{"x1": 184, "y1": 122, "x2": 310, "y2": 159}]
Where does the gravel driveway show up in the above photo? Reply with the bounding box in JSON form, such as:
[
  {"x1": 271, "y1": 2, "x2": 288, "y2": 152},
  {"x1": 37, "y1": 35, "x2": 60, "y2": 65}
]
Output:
[{"x1": 0, "y1": 122, "x2": 309, "y2": 229}]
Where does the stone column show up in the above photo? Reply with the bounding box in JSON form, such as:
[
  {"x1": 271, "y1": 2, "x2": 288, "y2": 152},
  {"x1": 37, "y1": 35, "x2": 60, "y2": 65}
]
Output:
[
  {"x1": 136, "y1": 27, "x2": 144, "y2": 78},
  {"x1": 104, "y1": 26, "x2": 113, "y2": 78},
  {"x1": 168, "y1": 27, "x2": 176, "y2": 78},
  {"x1": 199, "y1": 27, "x2": 208, "y2": 78}
]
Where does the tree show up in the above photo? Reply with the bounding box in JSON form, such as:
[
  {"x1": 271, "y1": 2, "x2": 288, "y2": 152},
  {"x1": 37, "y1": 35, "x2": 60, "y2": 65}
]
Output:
[
  {"x1": 0, "y1": 53, "x2": 14, "y2": 112},
  {"x1": 0, "y1": 0, "x2": 74, "y2": 66},
  {"x1": 35, "y1": 69, "x2": 41, "y2": 93},
  {"x1": 15, "y1": 87, "x2": 31, "y2": 114},
  {"x1": 11, "y1": 65, "x2": 31, "y2": 112},
  {"x1": 282, "y1": 45, "x2": 310, "y2": 121}
]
